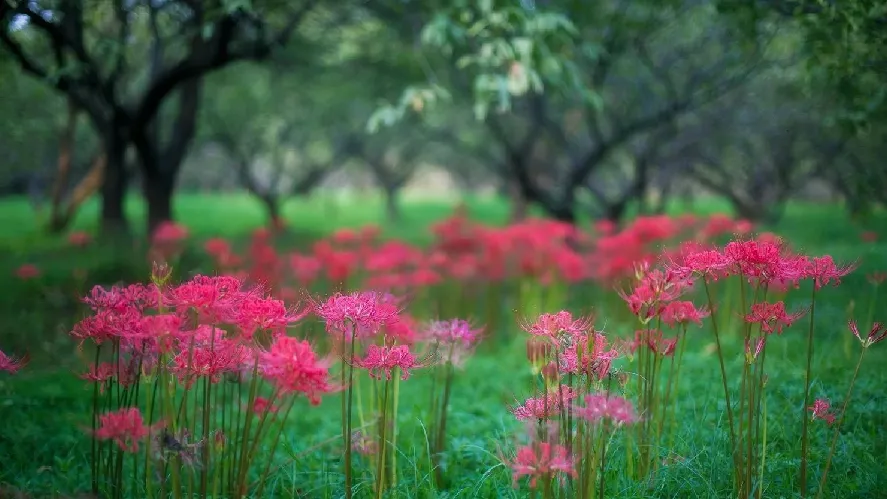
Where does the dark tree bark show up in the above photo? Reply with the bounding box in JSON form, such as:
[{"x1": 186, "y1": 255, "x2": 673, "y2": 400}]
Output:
[
  {"x1": 48, "y1": 98, "x2": 79, "y2": 233},
  {"x1": 100, "y1": 125, "x2": 130, "y2": 236},
  {"x1": 0, "y1": 1, "x2": 318, "y2": 235},
  {"x1": 383, "y1": 185, "x2": 400, "y2": 222},
  {"x1": 507, "y1": 179, "x2": 529, "y2": 222}
]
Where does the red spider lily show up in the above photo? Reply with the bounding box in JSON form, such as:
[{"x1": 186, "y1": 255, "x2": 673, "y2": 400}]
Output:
[
  {"x1": 557, "y1": 332, "x2": 619, "y2": 379},
  {"x1": 666, "y1": 245, "x2": 733, "y2": 280},
  {"x1": 165, "y1": 275, "x2": 247, "y2": 324},
  {"x1": 744, "y1": 301, "x2": 807, "y2": 334},
  {"x1": 80, "y1": 361, "x2": 138, "y2": 391},
  {"x1": 314, "y1": 291, "x2": 400, "y2": 340},
  {"x1": 620, "y1": 269, "x2": 690, "y2": 321},
  {"x1": 808, "y1": 398, "x2": 836, "y2": 425},
  {"x1": 93, "y1": 408, "x2": 164, "y2": 453},
  {"x1": 151, "y1": 221, "x2": 189, "y2": 246},
  {"x1": 0, "y1": 349, "x2": 28, "y2": 374},
  {"x1": 806, "y1": 256, "x2": 857, "y2": 290},
  {"x1": 68, "y1": 231, "x2": 92, "y2": 247},
  {"x1": 15, "y1": 263, "x2": 40, "y2": 280},
  {"x1": 385, "y1": 314, "x2": 419, "y2": 345},
  {"x1": 660, "y1": 301, "x2": 710, "y2": 327},
  {"x1": 258, "y1": 336, "x2": 335, "y2": 405},
  {"x1": 232, "y1": 293, "x2": 308, "y2": 340},
  {"x1": 848, "y1": 320, "x2": 887, "y2": 348},
  {"x1": 355, "y1": 344, "x2": 427, "y2": 380},
  {"x1": 572, "y1": 393, "x2": 639, "y2": 426},
  {"x1": 251, "y1": 396, "x2": 280, "y2": 415},
  {"x1": 423, "y1": 319, "x2": 483, "y2": 366},
  {"x1": 510, "y1": 442, "x2": 577, "y2": 489},
  {"x1": 521, "y1": 311, "x2": 593, "y2": 340},
  {"x1": 288, "y1": 253, "x2": 321, "y2": 288},
  {"x1": 170, "y1": 340, "x2": 249, "y2": 388},
  {"x1": 511, "y1": 385, "x2": 577, "y2": 421}
]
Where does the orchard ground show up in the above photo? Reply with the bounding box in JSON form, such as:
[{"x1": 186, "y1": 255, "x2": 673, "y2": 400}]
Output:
[{"x1": 0, "y1": 193, "x2": 885, "y2": 498}]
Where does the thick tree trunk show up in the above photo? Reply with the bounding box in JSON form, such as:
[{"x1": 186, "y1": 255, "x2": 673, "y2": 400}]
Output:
[
  {"x1": 144, "y1": 173, "x2": 175, "y2": 236},
  {"x1": 384, "y1": 186, "x2": 400, "y2": 222},
  {"x1": 100, "y1": 135, "x2": 130, "y2": 237},
  {"x1": 260, "y1": 195, "x2": 283, "y2": 229},
  {"x1": 507, "y1": 180, "x2": 529, "y2": 222}
]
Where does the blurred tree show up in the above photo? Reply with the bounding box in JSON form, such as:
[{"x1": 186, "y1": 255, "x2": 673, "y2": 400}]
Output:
[
  {"x1": 719, "y1": 0, "x2": 887, "y2": 129},
  {"x1": 0, "y1": 0, "x2": 318, "y2": 235},
  {"x1": 369, "y1": 0, "x2": 771, "y2": 223}
]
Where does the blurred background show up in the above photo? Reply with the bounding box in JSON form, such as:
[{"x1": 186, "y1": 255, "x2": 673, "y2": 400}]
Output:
[{"x1": 0, "y1": 0, "x2": 884, "y2": 241}]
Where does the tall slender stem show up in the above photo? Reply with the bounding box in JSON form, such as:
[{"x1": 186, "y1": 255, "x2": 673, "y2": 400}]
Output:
[
  {"x1": 344, "y1": 329, "x2": 358, "y2": 499},
  {"x1": 799, "y1": 286, "x2": 818, "y2": 497},
  {"x1": 816, "y1": 347, "x2": 867, "y2": 499},
  {"x1": 702, "y1": 279, "x2": 738, "y2": 484}
]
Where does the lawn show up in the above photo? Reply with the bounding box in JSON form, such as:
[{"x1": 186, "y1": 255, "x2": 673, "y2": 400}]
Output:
[{"x1": 0, "y1": 193, "x2": 885, "y2": 498}]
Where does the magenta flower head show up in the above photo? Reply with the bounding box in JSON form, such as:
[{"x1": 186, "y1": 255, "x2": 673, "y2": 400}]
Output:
[
  {"x1": 258, "y1": 336, "x2": 335, "y2": 405},
  {"x1": 744, "y1": 301, "x2": 807, "y2": 335},
  {"x1": 660, "y1": 301, "x2": 710, "y2": 327},
  {"x1": 573, "y1": 393, "x2": 639, "y2": 426},
  {"x1": 92, "y1": 408, "x2": 164, "y2": 453},
  {"x1": 808, "y1": 398, "x2": 836, "y2": 425},
  {"x1": 848, "y1": 320, "x2": 887, "y2": 349},
  {"x1": 511, "y1": 385, "x2": 576, "y2": 421},
  {"x1": 521, "y1": 311, "x2": 592, "y2": 341},
  {"x1": 314, "y1": 291, "x2": 401, "y2": 340},
  {"x1": 356, "y1": 344, "x2": 429, "y2": 380},
  {"x1": 806, "y1": 256, "x2": 857, "y2": 290},
  {"x1": 0, "y1": 349, "x2": 28, "y2": 374},
  {"x1": 509, "y1": 441, "x2": 577, "y2": 489}
]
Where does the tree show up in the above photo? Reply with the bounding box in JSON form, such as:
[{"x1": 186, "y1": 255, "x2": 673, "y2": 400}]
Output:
[
  {"x1": 0, "y1": 0, "x2": 318, "y2": 234},
  {"x1": 719, "y1": 0, "x2": 887, "y2": 129},
  {"x1": 369, "y1": 0, "x2": 772, "y2": 223}
]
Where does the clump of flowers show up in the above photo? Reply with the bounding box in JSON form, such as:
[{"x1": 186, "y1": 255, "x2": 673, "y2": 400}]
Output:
[
  {"x1": 504, "y1": 311, "x2": 636, "y2": 498},
  {"x1": 70, "y1": 272, "x2": 334, "y2": 498}
]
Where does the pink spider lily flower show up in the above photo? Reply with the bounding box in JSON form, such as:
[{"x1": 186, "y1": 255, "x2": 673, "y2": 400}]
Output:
[
  {"x1": 510, "y1": 441, "x2": 577, "y2": 489},
  {"x1": 251, "y1": 397, "x2": 280, "y2": 416},
  {"x1": 423, "y1": 319, "x2": 483, "y2": 366},
  {"x1": 521, "y1": 311, "x2": 593, "y2": 341},
  {"x1": 744, "y1": 301, "x2": 807, "y2": 335},
  {"x1": 661, "y1": 301, "x2": 710, "y2": 327},
  {"x1": 805, "y1": 256, "x2": 857, "y2": 290},
  {"x1": 355, "y1": 344, "x2": 428, "y2": 380},
  {"x1": 848, "y1": 320, "x2": 887, "y2": 348},
  {"x1": 314, "y1": 291, "x2": 400, "y2": 340},
  {"x1": 258, "y1": 336, "x2": 335, "y2": 405},
  {"x1": 512, "y1": 385, "x2": 577, "y2": 421},
  {"x1": 808, "y1": 398, "x2": 836, "y2": 425},
  {"x1": 93, "y1": 408, "x2": 163, "y2": 453},
  {"x1": 0, "y1": 349, "x2": 28, "y2": 374},
  {"x1": 573, "y1": 393, "x2": 639, "y2": 426}
]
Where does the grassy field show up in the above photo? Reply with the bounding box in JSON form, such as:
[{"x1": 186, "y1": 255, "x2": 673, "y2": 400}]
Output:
[{"x1": 0, "y1": 193, "x2": 885, "y2": 498}]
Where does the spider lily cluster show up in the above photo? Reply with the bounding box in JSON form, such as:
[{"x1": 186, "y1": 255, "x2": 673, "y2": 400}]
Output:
[{"x1": 1, "y1": 210, "x2": 883, "y2": 499}]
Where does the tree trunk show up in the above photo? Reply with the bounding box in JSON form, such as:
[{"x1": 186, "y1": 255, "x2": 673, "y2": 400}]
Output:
[
  {"x1": 384, "y1": 185, "x2": 400, "y2": 222},
  {"x1": 261, "y1": 195, "x2": 283, "y2": 229},
  {"x1": 100, "y1": 135, "x2": 130, "y2": 237},
  {"x1": 507, "y1": 180, "x2": 529, "y2": 222},
  {"x1": 48, "y1": 99, "x2": 79, "y2": 233},
  {"x1": 144, "y1": 173, "x2": 175, "y2": 236}
]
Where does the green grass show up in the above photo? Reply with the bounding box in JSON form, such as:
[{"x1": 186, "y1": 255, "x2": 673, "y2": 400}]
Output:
[{"x1": 0, "y1": 193, "x2": 885, "y2": 498}]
